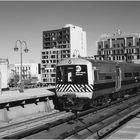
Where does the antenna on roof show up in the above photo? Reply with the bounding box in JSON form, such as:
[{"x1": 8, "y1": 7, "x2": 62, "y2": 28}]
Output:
[{"x1": 117, "y1": 29, "x2": 122, "y2": 35}]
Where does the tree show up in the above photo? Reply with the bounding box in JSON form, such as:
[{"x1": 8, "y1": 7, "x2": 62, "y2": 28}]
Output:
[{"x1": 8, "y1": 71, "x2": 19, "y2": 87}]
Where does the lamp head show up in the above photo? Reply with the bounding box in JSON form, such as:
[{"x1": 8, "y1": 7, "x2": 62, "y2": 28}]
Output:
[
  {"x1": 14, "y1": 46, "x2": 18, "y2": 52},
  {"x1": 24, "y1": 47, "x2": 29, "y2": 53}
]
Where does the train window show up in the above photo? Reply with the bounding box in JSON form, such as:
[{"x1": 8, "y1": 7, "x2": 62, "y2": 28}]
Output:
[
  {"x1": 56, "y1": 65, "x2": 88, "y2": 84},
  {"x1": 124, "y1": 72, "x2": 132, "y2": 78},
  {"x1": 133, "y1": 72, "x2": 139, "y2": 77},
  {"x1": 98, "y1": 73, "x2": 113, "y2": 80},
  {"x1": 94, "y1": 70, "x2": 98, "y2": 81},
  {"x1": 56, "y1": 67, "x2": 65, "y2": 82},
  {"x1": 67, "y1": 67, "x2": 74, "y2": 82}
]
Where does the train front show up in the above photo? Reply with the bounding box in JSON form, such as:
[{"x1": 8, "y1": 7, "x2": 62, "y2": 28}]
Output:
[{"x1": 55, "y1": 58, "x2": 94, "y2": 111}]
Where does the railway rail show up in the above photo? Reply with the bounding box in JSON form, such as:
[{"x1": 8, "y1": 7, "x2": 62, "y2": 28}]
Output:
[
  {"x1": 67, "y1": 98, "x2": 140, "y2": 139},
  {"x1": 0, "y1": 110, "x2": 72, "y2": 138},
  {"x1": 2, "y1": 93, "x2": 140, "y2": 139}
]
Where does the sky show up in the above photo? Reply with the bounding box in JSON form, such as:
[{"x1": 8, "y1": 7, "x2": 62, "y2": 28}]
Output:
[{"x1": 0, "y1": 1, "x2": 140, "y2": 64}]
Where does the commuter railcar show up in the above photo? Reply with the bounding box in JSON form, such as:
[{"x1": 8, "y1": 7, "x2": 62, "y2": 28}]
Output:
[{"x1": 55, "y1": 58, "x2": 140, "y2": 111}]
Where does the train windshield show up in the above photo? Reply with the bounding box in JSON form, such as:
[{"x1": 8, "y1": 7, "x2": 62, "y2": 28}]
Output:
[{"x1": 56, "y1": 65, "x2": 88, "y2": 84}]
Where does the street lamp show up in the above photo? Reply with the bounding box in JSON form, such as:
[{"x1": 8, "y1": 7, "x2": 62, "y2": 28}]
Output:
[
  {"x1": 14, "y1": 40, "x2": 29, "y2": 93},
  {"x1": 72, "y1": 49, "x2": 80, "y2": 58}
]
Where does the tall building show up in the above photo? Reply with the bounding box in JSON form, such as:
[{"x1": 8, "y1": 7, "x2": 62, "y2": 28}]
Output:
[
  {"x1": 42, "y1": 24, "x2": 87, "y2": 85},
  {"x1": 95, "y1": 30, "x2": 140, "y2": 63}
]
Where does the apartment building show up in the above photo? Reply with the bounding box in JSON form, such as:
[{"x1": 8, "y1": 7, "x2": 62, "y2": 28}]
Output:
[
  {"x1": 95, "y1": 30, "x2": 140, "y2": 63},
  {"x1": 42, "y1": 24, "x2": 87, "y2": 85}
]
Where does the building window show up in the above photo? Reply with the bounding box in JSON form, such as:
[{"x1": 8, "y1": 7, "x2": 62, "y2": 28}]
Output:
[
  {"x1": 136, "y1": 48, "x2": 139, "y2": 53},
  {"x1": 98, "y1": 45, "x2": 102, "y2": 49},
  {"x1": 51, "y1": 55, "x2": 55, "y2": 58},
  {"x1": 42, "y1": 60, "x2": 45, "y2": 64},
  {"x1": 113, "y1": 56, "x2": 115, "y2": 60},
  {"x1": 117, "y1": 44, "x2": 120, "y2": 48},
  {"x1": 105, "y1": 44, "x2": 109, "y2": 49},
  {"x1": 137, "y1": 41, "x2": 140, "y2": 46},
  {"x1": 51, "y1": 64, "x2": 55, "y2": 68},
  {"x1": 119, "y1": 56, "x2": 121, "y2": 60},
  {"x1": 126, "y1": 49, "x2": 128, "y2": 53},
  {"x1": 51, "y1": 74, "x2": 55, "y2": 77},
  {"x1": 117, "y1": 50, "x2": 120, "y2": 54},
  {"x1": 128, "y1": 42, "x2": 132, "y2": 47},
  {"x1": 63, "y1": 45, "x2": 67, "y2": 48},
  {"x1": 53, "y1": 60, "x2": 56, "y2": 63},
  {"x1": 112, "y1": 50, "x2": 115, "y2": 54},
  {"x1": 121, "y1": 50, "x2": 124, "y2": 54},
  {"x1": 121, "y1": 43, "x2": 124, "y2": 47}
]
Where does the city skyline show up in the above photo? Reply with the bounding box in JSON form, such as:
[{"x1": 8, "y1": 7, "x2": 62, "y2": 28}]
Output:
[{"x1": 0, "y1": 1, "x2": 140, "y2": 64}]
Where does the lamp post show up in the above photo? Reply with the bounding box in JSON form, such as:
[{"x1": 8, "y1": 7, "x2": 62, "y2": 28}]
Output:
[
  {"x1": 73, "y1": 49, "x2": 80, "y2": 58},
  {"x1": 14, "y1": 40, "x2": 29, "y2": 93}
]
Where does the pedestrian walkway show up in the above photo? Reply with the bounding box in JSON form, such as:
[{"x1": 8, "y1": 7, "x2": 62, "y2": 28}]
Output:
[{"x1": 0, "y1": 86, "x2": 55, "y2": 103}]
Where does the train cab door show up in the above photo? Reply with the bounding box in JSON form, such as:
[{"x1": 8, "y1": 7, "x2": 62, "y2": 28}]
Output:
[
  {"x1": 115, "y1": 66, "x2": 121, "y2": 91},
  {"x1": 67, "y1": 67, "x2": 74, "y2": 83}
]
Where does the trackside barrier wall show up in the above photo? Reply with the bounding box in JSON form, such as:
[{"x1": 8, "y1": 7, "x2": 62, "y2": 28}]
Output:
[{"x1": 0, "y1": 88, "x2": 55, "y2": 123}]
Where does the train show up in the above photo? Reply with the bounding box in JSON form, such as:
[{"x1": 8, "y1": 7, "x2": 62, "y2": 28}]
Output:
[{"x1": 53, "y1": 58, "x2": 140, "y2": 111}]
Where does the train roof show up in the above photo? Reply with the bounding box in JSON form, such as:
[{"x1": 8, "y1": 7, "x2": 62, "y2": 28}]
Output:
[
  {"x1": 57, "y1": 58, "x2": 140, "y2": 67},
  {"x1": 85, "y1": 58, "x2": 140, "y2": 67}
]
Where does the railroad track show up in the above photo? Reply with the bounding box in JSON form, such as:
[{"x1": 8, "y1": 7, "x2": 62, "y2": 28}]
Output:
[
  {"x1": 0, "y1": 110, "x2": 72, "y2": 138},
  {"x1": 2, "y1": 93, "x2": 140, "y2": 139},
  {"x1": 67, "y1": 100, "x2": 140, "y2": 139}
]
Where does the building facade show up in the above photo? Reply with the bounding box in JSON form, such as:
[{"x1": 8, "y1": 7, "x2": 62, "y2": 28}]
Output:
[
  {"x1": 95, "y1": 30, "x2": 140, "y2": 63},
  {"x1": 42, "y1": 24, "x2": 87, "y2": 85},
  {"x1": 0, "y1": 59, "x2": 9, "y2": 89},
  {"x1": 9, "y1": 63, "x2": 41, "y2": 84}
]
